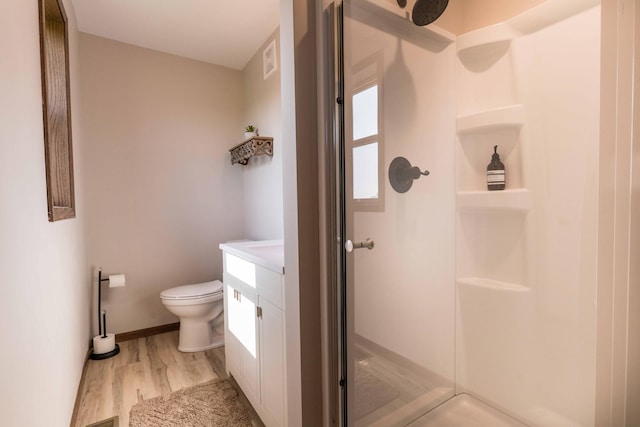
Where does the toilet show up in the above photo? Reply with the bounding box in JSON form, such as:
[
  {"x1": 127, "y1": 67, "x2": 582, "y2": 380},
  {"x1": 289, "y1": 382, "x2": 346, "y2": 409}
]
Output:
[{"x1": 160, "y1": 280, "x2": 224, "y2": 352}]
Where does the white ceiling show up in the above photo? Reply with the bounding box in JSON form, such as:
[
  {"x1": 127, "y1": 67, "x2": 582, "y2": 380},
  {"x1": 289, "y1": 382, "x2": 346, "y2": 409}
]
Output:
[{"x1": 71, "y1": 0, "x2": 280, "y2": 70}]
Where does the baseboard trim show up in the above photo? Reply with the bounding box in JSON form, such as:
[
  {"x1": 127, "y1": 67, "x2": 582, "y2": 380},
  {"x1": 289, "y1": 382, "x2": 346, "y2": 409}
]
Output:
[
  {"x1": 115, "y1": 322, "x2": 180, "y2": 343},
  {"x1": 69, "y1": 347, "x2": 91, "y2": 427}
]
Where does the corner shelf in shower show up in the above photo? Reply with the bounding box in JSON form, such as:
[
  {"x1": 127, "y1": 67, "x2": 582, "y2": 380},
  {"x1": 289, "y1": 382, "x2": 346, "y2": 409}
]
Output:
[
  {"x1": 456, "y1": 277, "x2": 530, "y2": 293},
  {"x1": 457, "y1": 23, "x2": 517, "y2": 59},
  {"x1": 457, "y1": 105, "x2": 525, "y2": 135},
  {"x1": 457, "y1": 189, "x2": 531, "y2": 212}
]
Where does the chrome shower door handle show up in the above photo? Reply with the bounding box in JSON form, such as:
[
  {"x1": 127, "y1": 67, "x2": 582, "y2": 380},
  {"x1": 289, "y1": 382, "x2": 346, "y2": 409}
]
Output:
[{"x1": 345, "y1": 238, "x2": 375, "y2": 252}]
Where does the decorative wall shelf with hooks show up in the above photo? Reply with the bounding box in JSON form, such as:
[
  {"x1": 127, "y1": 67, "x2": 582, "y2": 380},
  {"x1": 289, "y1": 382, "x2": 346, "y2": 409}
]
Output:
[{"x1": 229, "y1": 136, "x2": 274, "y2": 165}]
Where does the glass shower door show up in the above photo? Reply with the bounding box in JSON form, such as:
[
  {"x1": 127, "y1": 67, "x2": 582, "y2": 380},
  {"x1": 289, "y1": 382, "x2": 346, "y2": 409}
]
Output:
[{"x1": 340, "y1": 0, "x2": 457, "y2": 425}]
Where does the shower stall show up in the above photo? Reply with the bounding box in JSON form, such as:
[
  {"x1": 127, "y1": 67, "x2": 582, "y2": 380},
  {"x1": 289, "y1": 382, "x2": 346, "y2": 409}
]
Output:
[{"x1": 327, "y1": 0, "x2": 605, "y2": 425}]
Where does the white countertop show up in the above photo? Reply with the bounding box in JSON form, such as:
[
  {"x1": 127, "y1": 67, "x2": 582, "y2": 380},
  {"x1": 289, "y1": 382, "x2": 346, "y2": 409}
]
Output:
[{"x1": 219, "y1": 240, "x2": 284, "y2": 274}]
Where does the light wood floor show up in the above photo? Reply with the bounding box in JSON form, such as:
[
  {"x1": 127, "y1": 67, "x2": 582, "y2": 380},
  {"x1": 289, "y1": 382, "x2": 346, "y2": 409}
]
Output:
[{"x1": 74, "y1": 331, "x2": 263, "y2": 427}]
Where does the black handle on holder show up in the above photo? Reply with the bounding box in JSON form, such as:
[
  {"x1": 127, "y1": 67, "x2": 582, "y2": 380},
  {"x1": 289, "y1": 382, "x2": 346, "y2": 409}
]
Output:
[
  {"x1": 388, "y1": 156, "x2": 430, "y2": 193},
  {"x1": 102, "y1": 310, "x2": 107, "y2": 338},
  {"x1": 97, "y1": 269, "x2": 110, "y2": 336}
]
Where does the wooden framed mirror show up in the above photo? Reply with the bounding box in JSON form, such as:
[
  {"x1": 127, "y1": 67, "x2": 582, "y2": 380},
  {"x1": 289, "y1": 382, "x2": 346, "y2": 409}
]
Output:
[{"x1": 38, "y1": 0, "x2": 75, "y2": 221}]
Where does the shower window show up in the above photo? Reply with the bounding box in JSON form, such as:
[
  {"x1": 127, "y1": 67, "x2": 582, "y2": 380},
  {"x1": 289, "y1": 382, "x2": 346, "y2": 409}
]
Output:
[
  {"x1": 352, "y1": 85, "x2": 378, "y2": 141},
  {"x1": 349, "y1": 57, "x2": 384, "y2": 211},
  {"x1": 352, "y1": 140, "x2": 378, "y2": 199}
]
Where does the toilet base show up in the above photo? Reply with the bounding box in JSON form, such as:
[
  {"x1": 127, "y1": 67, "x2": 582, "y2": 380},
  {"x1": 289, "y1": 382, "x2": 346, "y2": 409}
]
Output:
[
  {"x1": 177, "y1": 318, "x2": 224, "y2": 353},
  {"x1": 178, "y1": 335, "x2": 224, "y2": 352}
]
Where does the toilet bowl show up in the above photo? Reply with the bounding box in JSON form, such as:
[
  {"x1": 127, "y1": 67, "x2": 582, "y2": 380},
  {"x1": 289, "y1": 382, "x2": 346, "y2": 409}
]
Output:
[{"x1": 160, "y1": 280, "x2": 224, "y2": 352}]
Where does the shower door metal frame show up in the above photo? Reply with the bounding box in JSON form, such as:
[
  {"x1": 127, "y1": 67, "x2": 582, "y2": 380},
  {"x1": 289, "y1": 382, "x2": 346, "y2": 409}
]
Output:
[
  {"x1": 319, "y1": 0, "x2": 348, "y2": 423},
  {"x1": 333, "y1": 1, "x2": 384, "y2": 424},
  {"x1": 334, "y1": 2, "x2": 349, "y2": 425},
  {"x1": 333, "y1": 2, "x2": 390, "y2": 424}
]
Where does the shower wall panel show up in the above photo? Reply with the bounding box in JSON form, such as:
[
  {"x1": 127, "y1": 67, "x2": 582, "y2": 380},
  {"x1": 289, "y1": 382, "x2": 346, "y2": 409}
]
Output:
[{"x1": 455, "y1": 5, "x2": 600, "y2": 426}]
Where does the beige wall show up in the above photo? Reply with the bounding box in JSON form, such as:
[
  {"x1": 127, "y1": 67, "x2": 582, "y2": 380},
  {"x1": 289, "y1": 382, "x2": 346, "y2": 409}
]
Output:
[
  {"x1": 630, "y1": 3, "x2": 640, "y2": 423},
  {"x1": 242, "y1": 28, "x2": 284, "y2": 240},
  {"x1": 0, "y1": 0, "x2": 89, "y2": 425},
  {"x1": 281, "y1": 0, "x2": 324, "y2": 423},
  {"x1": 394, "y1": 0, "x2": 544, "y2": 35},
  {"x1": 435, "y1": 0, "x2": 462, "y2": 35},
  {"x1": 461, "y1": 0, "x2": 545, "y2": 33},
  {"x1": 79, "y1": 34, "x2": 245, "y2": 334}
]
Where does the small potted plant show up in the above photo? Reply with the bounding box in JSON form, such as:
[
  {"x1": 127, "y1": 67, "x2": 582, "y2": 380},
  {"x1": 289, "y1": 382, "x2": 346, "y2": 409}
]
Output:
[{"x1": 244, "y1": 125, "x2": 257, "y2": 140}]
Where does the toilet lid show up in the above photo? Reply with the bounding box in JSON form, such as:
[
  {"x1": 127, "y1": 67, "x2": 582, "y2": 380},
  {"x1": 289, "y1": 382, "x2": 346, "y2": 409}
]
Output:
[{"x1": 161, "y1": 280, "x2": 223, "y2": 300}]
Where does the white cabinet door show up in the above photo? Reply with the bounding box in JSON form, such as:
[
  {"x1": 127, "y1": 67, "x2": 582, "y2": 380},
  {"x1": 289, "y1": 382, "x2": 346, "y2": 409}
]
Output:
[
  {"x1": 238, "y1": 287, "x2": 260, "y2": 402},
  {"x1": 225, "y1": 278, "x2": 260, "y2": 403},
  {"x1": 260, "y1": 297, "x2": 285, "y2": 426},
  {"x1": 224, "y1": 281, "x2": 241, "y2": 376}
]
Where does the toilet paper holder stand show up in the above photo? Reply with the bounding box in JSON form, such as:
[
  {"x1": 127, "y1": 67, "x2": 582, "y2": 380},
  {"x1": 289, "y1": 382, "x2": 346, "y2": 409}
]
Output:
[{"x1": 90, "y1": 269, "x2": 122, "y2": 360}]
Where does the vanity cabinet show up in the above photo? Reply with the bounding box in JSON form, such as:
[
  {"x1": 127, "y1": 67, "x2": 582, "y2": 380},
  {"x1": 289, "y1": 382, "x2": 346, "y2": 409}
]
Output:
[
  {"x1": 224, "y1": 277, "x2": 260, "y2": 401},
  {"x1": 222, "y1": 250, "x2": 285, "y2": 427}
]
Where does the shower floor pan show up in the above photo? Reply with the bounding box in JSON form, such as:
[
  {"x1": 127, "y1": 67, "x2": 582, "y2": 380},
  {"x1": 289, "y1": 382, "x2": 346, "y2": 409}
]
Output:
[{"x1": 407, "y1": 394, "x2": 527, "y2": 427}]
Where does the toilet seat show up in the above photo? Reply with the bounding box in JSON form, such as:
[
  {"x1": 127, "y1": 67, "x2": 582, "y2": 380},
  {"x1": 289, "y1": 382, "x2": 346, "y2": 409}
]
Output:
[{"x1": 160, "y1": 280, "x2": 223, "y2": 301}]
